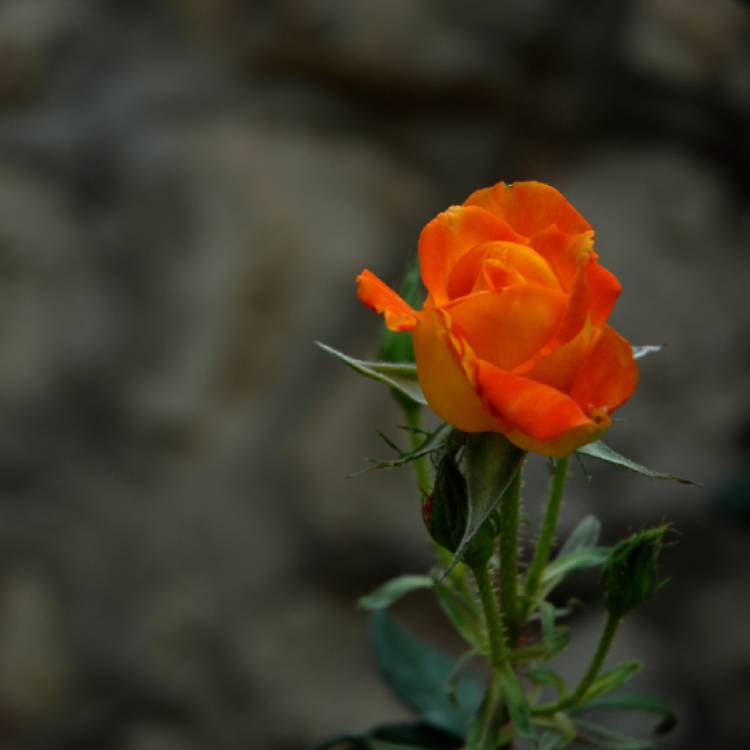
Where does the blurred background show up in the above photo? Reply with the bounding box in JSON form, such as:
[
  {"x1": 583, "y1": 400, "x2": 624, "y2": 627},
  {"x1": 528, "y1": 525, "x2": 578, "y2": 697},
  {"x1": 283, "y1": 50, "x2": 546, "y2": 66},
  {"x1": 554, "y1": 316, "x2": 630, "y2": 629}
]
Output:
[{"x1": 0, "y1": 0, "x2": 748, "y2": 748}]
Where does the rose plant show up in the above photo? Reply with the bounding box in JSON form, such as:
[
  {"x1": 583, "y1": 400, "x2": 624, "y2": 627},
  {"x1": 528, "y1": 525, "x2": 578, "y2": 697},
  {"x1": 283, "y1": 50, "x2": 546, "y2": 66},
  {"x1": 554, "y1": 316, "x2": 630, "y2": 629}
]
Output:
[{"x1": 316, "y1": 181, "x2": 691, "y2": 750}]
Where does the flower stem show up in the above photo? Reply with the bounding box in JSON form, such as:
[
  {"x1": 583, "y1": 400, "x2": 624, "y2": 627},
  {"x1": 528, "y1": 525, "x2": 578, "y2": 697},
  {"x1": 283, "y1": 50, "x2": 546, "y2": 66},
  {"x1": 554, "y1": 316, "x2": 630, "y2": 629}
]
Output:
[
  {"x1": 522, "y1": 456, "x2": 569, "y2": 618},
  {"x1": 473, "y1": 563, "x2": 507, "y2": 668},
  {"x1": 499, "y1": 469, "x2": 523, "y2": 645},
  {"x1": 404, "y1": 403, "x2": 432, "y2": 496},
  {"x1": 533, "y1": 612, "x2": 621, "y2": 714}
]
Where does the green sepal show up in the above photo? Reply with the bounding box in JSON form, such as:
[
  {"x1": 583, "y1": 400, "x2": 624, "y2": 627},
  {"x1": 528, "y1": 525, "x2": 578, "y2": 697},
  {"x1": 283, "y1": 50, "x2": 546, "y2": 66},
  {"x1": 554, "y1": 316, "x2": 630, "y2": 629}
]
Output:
[
  {"x1": 424, "y1": 438, "x2": 500, "y2": 569},
  {"x1": 602, "y1": 527, "x2": 670, "y2": 620},
  {"x1": 571, "y1": 692, "x2": 676, "y2": 735},
  {"x1": 359, "y1": 575, "x2": 434, "y2": 611},
  {"x1": 580, "y1": 661, "x2": 643, "y2": 703},
  {"x1": 316, "y1": 341, "x2": 426, "y2": 406},
  {"x1": 371, "y1": 610, "x2": 483, "y2": 737},
  {"x1": 360, "y1": 423, "x2": 452, "y2": 474},
  {"x1": 442, "y1": 433, "x2": 525, "y2": 575},
  {"x1": 570, "y1": 719, "x2": 656, "y2": 750},
  {"x1": 577, "y1": 441, "x2": 695, "y2": 485}
]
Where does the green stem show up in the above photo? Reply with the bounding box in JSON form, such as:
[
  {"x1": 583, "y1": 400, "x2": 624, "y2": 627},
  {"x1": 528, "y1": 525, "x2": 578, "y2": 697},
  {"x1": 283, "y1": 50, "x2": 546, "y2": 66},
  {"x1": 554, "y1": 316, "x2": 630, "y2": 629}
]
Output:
[
  {"x1": 499, "y1": 469, "x2": 523, "y2": 645},
  {"x1": 473, "y1": 563, "x2": 507, "y2": 668},
  {"x1": 404, "y1": 404, "x2": 432, "y2": 496},
  {"x1": 522, "y1": 456, "x2": 570, "y2": 618},
  {"x1": 533, "y1": 612, "x2": 621, "y2": 714}
]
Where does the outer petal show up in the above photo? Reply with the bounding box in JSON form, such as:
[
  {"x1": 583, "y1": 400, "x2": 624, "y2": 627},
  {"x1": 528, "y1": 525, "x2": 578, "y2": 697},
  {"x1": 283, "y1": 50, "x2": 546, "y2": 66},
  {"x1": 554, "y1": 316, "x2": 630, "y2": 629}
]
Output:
[
  {"x1": 356, "y1": 269, "x2": 419, "y2": 332},
  {"x1": 464, "y1": 181, "x2": 592, "y2": 237},
  {"x1": 419, "y1": 205, "x2": 526, "y2": 305},
  {"x1": 412, "y1": 308, "x2": 503, "y2": 433},
  {"x1": 446, "y1": 286, "x2": 566, "y2": 371},
  {"x1": 513, "y1": 316, "x2": 596, "y2": 392},
  {"x1": 529, "y1": 226, "x2": 595, "y2": 292},
  {"x1": 570, "y1": 325, "x2": 638, "y2": 415},
  {"x1": 475, "y1": 359, "x2": 604, "y2": 456},
  {"x1": 586, "y1": 261, "x2": 621, "y2": 326}
]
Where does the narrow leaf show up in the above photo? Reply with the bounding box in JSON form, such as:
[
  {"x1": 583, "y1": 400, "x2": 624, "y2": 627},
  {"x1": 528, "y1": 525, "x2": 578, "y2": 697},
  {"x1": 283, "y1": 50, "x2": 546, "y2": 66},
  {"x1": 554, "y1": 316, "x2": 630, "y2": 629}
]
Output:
[
  {"x1": 371, "y1": 610, "x2": 483, "y2": 736},
  {"x1": 632, "y1": 345, "x2": 663, "y2": 360},
  {"x1": 560, "y1": 515, "x2": 602, "y2": 556},
  {"x1": 365, "y1": 424, "x2": 452, "y2": 472},
  {"x1": 573, "y1": 692, "x2": 676, "y2": 734},
  {"x1": 448, "y1": 434, "x2": 525, "y2": 574},
  {"x1": 577, "y1": 441, "x2": 695, "y2": 485},
  {"x1": 582, "y1": 661, "x2": 643, "y2": 703},
  {"x1": 467, "y1": 673, "x2": 504, "y2": 750},
  {"x1": 499, "y1": 662, "x2": 535, "y2": 740},
  {"x1": 433, "y1": 579, "x2": 484, "y2": 651},
  {"x1": 359, "y1": 575, "x2": 434, "y2": 611},
  {"x1": 537, "y1": 601, "x2": 571, "y2": 659},
  {"x1": 541, "y1": 548, "x2": 611, "y2": 594},
  {"x1": 317, "y1": 341, "x2": 426, "y2": 405},
  {"x1": 526, "y1": 666, "x2": 567, "y2": 699},
  {"x1": 573, "y1": 720, "x2": 655, "y2": 750}
]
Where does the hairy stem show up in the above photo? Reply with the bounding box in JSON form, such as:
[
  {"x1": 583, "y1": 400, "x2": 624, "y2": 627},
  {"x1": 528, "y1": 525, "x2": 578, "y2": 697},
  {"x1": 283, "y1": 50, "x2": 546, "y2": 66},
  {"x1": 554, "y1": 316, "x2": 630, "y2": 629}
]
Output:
[
  {"x1": 499, "y1": 469, "x2": 523, "y2": 644},
  {"x1": 533, "y1": 612, "x2": 621, "y2": 714},
  {"x1": 473, "y1": 563, "x2": 507, "y2": 668},
  {"x1": 522, "y1": 456, "x2": 569, "y2": 618}
]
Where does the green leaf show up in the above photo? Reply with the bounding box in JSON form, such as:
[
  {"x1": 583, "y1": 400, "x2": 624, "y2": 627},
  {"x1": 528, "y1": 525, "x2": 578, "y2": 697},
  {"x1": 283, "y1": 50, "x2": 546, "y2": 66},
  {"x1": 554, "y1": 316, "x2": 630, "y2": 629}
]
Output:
[
  {"x1": 533, "y1": 713, "x2": 578, "y2": 749},
  {"x1": 526, "y1": 666, "x2": 567, "y2": 699},
  {"x1": 433, "y1": 579, "x2": 484, "y2": 651},
  {"x1": 582, "y1": 662, "x2": 643, "y2": 703},
  {"x1": 371, "y1": 610, "x2": 483, "y2": 736},
  {"x1": 317, "y1": 341, "x2": 426, "y2": 406},
  {"x1": 364, "y1": 423, "x2": 452, "y2": 472},
  {"x1": 537, "y1": 601, "x2": 571, "y2": 659},
  {"x1": 572, "y1": 720, "x2": 655, "y2": 750},
  {"x1": 498, "y1": 662, "x2": 535, "y2": 740},
  {"x1": 359, "y1": 575, "x2": 434, "y2": 611},
  {"x1": 467, "y1": 672, "x2": 504, "y2": 750},
  {"x1": 447, "y1": 433, "x2": 525, "y2": 574},
  {"x1": 560, "y1": 516, "x2": 601, "y2": 556},
  {"x1": 632, "y1": 345, "x2": 662, "y2": 360},
  {"x1": 572, "y1": 692, "x2": 676, "y2": 734},
  {"x1": 576, "y1": 441, "x2": 695, "y2": 485},
  {"x1": 541, "y1": 548, "x2": 611, "y2": 594}
]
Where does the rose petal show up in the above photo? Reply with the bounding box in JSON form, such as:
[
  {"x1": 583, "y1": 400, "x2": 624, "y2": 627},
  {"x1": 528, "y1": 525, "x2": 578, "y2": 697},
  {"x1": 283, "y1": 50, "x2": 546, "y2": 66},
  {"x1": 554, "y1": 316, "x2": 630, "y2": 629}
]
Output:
[
  {"x1": 514, "y1": 316, "x2": 596, "y2": 392},
  {"x1": 586, "y1": 261, "x2": 622, "y2": 326},
  {"x1": 446, "y1": 285, "x2": 566, "y2": 370},
  {"x1": 411, "y1": 308, "x2": 503, "y2": 433},
  {"x1": 529, "y1": 226, "x2": 595, "y2": 292},
  {"x1": 356, "y1": 269, "x2": 419, "y2": 332},
  {"x1": 446, "y1": 241, "x2": 560, "y2": 299},
  {"x1": 419, "y1": 205, "x2": 526, "y2": 305},
  {"x1": 464, "y1": 181, "x2": 592, "y2": 237},
  {"x1": 570, "y1": 325, "x2": 638, "y2": 415},
  {"x1": 475, "y1": 359, "x2": 602, "y2": 454}
]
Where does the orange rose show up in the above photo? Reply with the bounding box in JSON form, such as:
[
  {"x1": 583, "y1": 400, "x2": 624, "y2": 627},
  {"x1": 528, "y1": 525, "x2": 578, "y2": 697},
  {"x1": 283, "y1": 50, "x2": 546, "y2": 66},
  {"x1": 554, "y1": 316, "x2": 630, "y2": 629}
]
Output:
[{"x1": 356, "y1": 181, "x2": 638, "y2": 457}]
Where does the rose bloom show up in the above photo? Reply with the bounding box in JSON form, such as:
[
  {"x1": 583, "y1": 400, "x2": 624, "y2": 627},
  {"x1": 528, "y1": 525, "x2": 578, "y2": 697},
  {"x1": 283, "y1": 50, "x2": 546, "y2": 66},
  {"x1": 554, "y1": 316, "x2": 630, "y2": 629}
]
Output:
[{"x1": 356, "y1": 181, "x2": 638, "y2": 457}]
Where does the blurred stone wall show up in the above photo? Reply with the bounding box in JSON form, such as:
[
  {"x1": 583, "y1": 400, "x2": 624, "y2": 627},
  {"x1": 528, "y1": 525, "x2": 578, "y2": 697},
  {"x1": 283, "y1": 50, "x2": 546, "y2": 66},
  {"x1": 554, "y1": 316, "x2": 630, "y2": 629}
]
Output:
[{"x1": 0, "y1": 0, "x2": 748, "y2": 748}]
